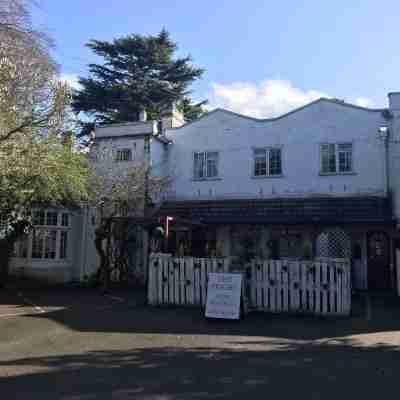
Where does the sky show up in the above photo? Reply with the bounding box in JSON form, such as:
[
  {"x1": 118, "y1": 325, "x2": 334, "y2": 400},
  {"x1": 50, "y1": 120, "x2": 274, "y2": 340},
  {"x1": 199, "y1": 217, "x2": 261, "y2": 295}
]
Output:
[{"x1": 32, "y1": 0, "x2": 400, "y2": 118}]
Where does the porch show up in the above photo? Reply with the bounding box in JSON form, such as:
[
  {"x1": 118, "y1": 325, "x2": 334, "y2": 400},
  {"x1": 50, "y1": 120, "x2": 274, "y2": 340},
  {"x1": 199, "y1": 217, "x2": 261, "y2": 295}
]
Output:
[{"x1": 155, "y1": 196, "x2": 398, "y2": 293}]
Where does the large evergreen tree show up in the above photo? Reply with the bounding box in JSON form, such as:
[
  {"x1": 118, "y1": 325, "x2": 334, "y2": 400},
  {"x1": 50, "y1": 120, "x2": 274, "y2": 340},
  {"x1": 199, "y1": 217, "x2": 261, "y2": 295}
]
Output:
[{"x1": 72, "y1": 29, "x2": 206, "y2": 133}]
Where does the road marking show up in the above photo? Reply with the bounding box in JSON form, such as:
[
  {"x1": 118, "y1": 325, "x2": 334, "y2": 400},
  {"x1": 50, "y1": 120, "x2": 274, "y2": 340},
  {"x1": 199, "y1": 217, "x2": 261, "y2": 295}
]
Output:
[{"x1": 17, "y1": 291, "x2": 46, "y2": 314}]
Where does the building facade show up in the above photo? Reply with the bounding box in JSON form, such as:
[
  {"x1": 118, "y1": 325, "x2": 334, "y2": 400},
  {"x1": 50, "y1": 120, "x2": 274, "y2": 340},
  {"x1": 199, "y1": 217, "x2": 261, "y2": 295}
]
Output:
[{"x1": 10, "y1": 93, "x2": 400, "y2": 292}]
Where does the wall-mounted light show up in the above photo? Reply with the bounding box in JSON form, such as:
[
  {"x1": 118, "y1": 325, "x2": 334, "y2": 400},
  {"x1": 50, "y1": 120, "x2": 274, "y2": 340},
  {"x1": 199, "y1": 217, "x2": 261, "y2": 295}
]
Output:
[{"x1": 378, "y1": 126, "x2": 389, "y2": 140}]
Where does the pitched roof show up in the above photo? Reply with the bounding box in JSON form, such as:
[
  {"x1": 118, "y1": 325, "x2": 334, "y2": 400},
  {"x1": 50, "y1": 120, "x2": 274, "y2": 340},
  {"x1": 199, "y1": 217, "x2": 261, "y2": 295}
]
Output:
[{"x1": 167, "y1": 98, "x2": 386, "y2": 132}]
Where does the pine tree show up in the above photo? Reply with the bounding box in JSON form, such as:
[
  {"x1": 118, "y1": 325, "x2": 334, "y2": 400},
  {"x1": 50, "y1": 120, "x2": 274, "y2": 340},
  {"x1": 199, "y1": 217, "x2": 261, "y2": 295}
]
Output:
[{"x1": 73, "y1": 29, "x2": 206, "y2": 133}]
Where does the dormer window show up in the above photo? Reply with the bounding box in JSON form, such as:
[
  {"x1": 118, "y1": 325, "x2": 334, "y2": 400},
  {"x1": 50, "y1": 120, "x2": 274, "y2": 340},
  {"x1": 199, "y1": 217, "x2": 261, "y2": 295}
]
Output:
[{"x1": 115, "y1": 148, "x2": 132, "y2": 162}]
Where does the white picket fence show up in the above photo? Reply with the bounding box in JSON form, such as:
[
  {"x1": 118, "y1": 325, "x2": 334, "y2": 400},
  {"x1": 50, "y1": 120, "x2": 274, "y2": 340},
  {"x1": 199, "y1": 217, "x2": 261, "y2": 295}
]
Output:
[
  {"x1": 148, "y1": 254, "x2": 230, "y2": 306},
  {"x1": 147, "y1": 254, "x2": 351, "y2": 316},
  {"x1": 250, "y1": 259, "x2": 351, "y2": 316}
]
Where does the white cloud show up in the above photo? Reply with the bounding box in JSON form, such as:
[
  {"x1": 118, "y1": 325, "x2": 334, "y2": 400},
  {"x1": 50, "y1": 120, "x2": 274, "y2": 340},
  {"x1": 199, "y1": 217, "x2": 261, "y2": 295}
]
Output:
[
  {"x1": 209, "y1": 79, "x2": 375, "y2": 118},
  {"x1": 59, "y1": 73, "x2": 81, "y2": 90},
  {"x1": 354, "y1": 97, "x2": 374, "y2": 108}
]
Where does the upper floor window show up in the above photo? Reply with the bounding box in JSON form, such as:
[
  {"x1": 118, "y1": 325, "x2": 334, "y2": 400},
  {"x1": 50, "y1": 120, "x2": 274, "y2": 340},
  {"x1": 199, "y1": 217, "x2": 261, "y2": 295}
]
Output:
[
  {"x1": 194, "y1": 151, "x2": 219, "y2": 180},
  {"x1": 253, "y1": 148, "x2": 282, "y2": 177},
  {"x1": 115, "y1": 148, "x2": 132, "y2": 162},
  {"x1": 321, "y1": 143, "x2": 353, "y2": 174}
]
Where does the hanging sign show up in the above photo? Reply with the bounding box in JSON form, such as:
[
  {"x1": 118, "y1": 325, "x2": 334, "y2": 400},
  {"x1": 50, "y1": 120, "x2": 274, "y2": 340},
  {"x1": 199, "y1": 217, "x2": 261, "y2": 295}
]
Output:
[{"x1": 205, "y1": 273, "x2": 242, "y2": 320}]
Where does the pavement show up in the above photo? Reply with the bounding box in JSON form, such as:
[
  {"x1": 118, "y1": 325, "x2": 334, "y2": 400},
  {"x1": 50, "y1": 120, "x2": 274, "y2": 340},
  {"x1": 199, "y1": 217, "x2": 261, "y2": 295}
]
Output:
[{"x1": 1, "y1": 285, "x2": 400, "y2": 399}]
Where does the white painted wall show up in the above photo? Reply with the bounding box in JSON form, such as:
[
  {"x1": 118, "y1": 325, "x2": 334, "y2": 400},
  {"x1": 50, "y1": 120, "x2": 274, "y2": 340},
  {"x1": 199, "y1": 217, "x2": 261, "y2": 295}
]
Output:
[{"x1": 166, "y1": 100, "x2": 387, "y2": 201}]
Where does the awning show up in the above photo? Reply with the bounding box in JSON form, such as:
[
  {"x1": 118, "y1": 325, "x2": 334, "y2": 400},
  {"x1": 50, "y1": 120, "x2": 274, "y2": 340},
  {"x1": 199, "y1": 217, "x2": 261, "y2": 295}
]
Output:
[{"x1": 156, "y1": 196, "x2": 394, "y2": 225}]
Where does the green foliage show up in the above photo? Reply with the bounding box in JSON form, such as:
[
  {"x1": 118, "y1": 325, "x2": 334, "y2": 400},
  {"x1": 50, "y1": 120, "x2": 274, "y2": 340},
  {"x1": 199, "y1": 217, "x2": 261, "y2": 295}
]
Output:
[{"x1": 72, "y1": 29, "x2": 206, "y2": 129}]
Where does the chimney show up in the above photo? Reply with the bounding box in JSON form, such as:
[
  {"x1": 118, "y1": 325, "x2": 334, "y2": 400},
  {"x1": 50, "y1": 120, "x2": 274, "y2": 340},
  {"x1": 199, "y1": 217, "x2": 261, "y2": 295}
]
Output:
[
  {"x1": 139, "y1": 109, "x2": 147, "y2": 122},
  {"x1": 161, "y1": 103, "x2": 185, "y2": 131},
  {"x1": 388, "y1": 92, "x2": 400, "y2": 111}
]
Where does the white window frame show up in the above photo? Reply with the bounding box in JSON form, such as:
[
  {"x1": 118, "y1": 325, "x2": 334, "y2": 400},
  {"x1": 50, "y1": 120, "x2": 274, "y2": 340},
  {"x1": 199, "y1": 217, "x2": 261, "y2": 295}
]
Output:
[
  {"x1": 16, "y1": 210, "x2": 71, "y2": 261},
  {"x1": 320, "y1": 142, "x2": 354, "y2": 175},
  {"x1": 193, "y1": 151, "x2": 219, "y2": 180},
  {"x1": 253, "y1": 147, "x2": 283, "y2": 177}
]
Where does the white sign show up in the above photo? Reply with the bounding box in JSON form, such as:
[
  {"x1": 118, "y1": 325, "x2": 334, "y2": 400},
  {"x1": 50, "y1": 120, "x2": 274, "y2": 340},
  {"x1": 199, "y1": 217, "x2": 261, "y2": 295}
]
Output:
[{"x1": 205, "y1": 273, "x2": 242, "y2": 320}]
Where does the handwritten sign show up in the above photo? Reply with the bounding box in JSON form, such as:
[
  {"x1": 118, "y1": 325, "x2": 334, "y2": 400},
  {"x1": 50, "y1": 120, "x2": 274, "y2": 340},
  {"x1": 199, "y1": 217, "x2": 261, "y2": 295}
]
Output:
[{"x1": 205, "y1": 273, "x2": 242, "y2": 320}]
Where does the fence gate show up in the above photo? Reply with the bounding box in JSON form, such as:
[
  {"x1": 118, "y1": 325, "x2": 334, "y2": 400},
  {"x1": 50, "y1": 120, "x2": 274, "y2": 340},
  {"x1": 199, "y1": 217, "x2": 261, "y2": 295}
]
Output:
[
  {"x1": 249, "y1": 259, "x2": 351, "y2": 315},
  {"x1": 148, "y1": 254, "x2": 230, "y2": 306}
]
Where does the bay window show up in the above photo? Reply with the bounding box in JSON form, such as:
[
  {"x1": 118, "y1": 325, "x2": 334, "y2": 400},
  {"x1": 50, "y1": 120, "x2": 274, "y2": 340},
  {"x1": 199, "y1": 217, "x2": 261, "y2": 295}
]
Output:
[{"x1": 17, "y1": 210, "x2": 71, "y2": 261}]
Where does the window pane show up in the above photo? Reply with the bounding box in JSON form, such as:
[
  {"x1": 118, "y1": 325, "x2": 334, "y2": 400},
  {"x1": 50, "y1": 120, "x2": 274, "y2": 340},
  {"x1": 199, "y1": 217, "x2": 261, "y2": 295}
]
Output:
[
  {"x1": 32, "y1": 210, "x2": 45, "y2": 225},
  {"x1": 206, "y1": 152, "x2": 218, "y2": 178},
  {"x1": 338, "y1": 143, "x2": 352, "y2": 172},
  {"x1": 269, "y1": 148, "x2": 282, "y2": 175},
  {"x1": 44, "y1": 230, "x2": 57, "y2": 259},
  {"x1": 61, "y1": 213, "x2": 69, "y2": 227},
  {"x1": 32, "y1": 230, "x2": 44, "y2": 258},
  {"x1": 46, "y1": 212, "x2": 58, "y2": 226},
  {"x1": 321, "y1": 144, "x2": 336, "y2": 173},
  {"x1": 254, "y1": 149, "x2": 267, "y2": 176},
  {"x1": 115, "y1": 149, "x2": 132, "y2": 162},
  {"x1": 194, "y1": 152, "x2": 205, "y2": 179},
  {"x1": 60, "y1": 231, "x2": 68, "y2": 259}
]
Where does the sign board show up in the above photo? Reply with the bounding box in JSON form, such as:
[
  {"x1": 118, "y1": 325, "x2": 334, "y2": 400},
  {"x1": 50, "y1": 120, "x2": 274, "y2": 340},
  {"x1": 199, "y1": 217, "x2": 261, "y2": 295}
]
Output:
[{"x1": 205, "y1": 273, "x2": 242, "y2": 320}]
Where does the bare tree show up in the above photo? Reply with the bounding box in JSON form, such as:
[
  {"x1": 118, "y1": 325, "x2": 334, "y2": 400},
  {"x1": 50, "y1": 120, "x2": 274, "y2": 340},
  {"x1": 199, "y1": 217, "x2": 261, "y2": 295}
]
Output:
[
  {"x1": 90, "y1": 142, "x2": 171, "y2": 291},
  {"x1": 0, "y1": 0, "x2": 68, "y2": 143}
]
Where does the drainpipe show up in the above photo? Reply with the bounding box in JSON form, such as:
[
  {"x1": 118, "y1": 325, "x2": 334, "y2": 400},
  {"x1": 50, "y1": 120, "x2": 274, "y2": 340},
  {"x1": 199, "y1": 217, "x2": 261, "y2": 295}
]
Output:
[{"x1": 378, "y1": 126, "x2": 390, "y2": 197}]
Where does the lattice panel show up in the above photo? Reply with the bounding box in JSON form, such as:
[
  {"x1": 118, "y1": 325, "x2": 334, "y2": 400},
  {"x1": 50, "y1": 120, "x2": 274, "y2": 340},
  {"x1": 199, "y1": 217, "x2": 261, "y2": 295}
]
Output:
[{"x1": 316, "y1": 228, "x2": 350, "y2": 258}]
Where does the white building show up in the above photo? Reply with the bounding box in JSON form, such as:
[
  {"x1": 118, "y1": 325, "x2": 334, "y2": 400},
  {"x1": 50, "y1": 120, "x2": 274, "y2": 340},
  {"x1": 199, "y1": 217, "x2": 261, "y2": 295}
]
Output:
[{"x1": 10, "y1": 93, "x2": 400, "y2": 292}]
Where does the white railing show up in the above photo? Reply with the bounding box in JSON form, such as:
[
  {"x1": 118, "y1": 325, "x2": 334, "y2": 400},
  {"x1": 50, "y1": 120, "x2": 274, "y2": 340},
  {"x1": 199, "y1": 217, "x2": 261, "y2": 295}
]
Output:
[
  {"x1": 249, "y1": 259, "x2": 351, "y2": 316},
  {"x1": 148, "y1": 255, "x2": 351, "y2": 316},
  {"x1": 148, "y1": 254, "x2": 230, "y2": 307}
]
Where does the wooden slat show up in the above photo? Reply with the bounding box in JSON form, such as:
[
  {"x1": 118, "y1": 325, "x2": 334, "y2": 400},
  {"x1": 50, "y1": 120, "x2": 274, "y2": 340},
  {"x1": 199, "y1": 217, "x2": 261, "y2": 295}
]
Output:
[
  {"x1": 321, "y1": 262, "x2": 328, "y2": 315},
  {"x1": 282, "y1": 261, "x2": 289, "y2": 312},
  {"x1": 309, "y1": 262, "x2": 314, "y2": 313},
  {"x1": 263, "y1": 260, "x2": 269, "y2": 310},
  {"x1": 314, "y1": 261, "x2": 321, "y2": 314},
  {"x1": 163, "y1": 257, "x2": 169, "y2": 304},
  {"x1": 276, "y1": 260, "x2": 282, "y2": 312},
  {"x1": 194, "y1": 259, "x2": 201, "y2": 305},
  {"x1": 174, "y1": 259, "x2": 180, "y2": 305},
  {"x1": 168, "y1": 258, "x2": 174, "y2": 305},
  {"x1": 270, "y1": 260, "x2": 277, "y2": 312},
  {"x1": 300, "y1": 262, "x2": 308, "y2": 311},
  {"x1": 256, "y1": 260, "x2": 263, "y2": 309},
  {"x1": 250, "y1": 260, "x2": 257, "y2": 308},
  {"x1": 179, "y1": 258, "x2": 186, "y2": 305},
  {"x1": 290, "y1": 261, "x2": 300, "y2": 311},
  {"x1": 186, "y1": 257, "x2": 194, "y2": 305},
  {"x1": 200, "y1": 258, "x2": 207, "y2": 306},
  {"x1": 329, "y1": 262, "x2": 336, "y2": 314},
  {"x1": 157, "y1": 255, "x2": 163, "y2": 305}
]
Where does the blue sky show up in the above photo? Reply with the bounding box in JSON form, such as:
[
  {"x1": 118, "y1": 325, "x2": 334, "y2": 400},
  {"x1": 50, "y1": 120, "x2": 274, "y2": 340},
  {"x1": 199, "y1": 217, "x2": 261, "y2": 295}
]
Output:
[{"x1": 32, "y1": 0, "x2": 400, "y2": 117}]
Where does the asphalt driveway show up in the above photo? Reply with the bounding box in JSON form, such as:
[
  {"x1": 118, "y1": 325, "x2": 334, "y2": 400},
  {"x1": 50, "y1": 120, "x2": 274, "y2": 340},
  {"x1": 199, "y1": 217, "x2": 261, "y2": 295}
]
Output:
[{"x1": 1, "y1": 287, "x2": 400, "y2": 400}]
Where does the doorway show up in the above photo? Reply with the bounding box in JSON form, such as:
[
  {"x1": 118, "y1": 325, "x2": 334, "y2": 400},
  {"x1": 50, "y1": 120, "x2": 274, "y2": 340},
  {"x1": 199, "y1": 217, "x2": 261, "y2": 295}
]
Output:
[{"x1": 367, "y1": 231, "x2": 391, "y2": 290}]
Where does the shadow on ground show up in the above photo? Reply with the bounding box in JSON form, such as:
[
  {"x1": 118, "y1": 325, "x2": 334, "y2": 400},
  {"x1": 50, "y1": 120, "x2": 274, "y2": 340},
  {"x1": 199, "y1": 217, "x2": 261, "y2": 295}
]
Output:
[
  {"x1": 1, "y1": 339, "x2": 400, "y2": 399},
  {"x1": 1, "y1": 286, "x2": 398, "y2": 340}
]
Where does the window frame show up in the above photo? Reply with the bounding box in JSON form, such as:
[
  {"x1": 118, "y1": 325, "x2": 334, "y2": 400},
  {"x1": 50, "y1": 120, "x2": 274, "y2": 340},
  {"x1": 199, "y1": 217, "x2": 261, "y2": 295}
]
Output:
[
  {"x1": 252, "y1": 147, "x2": 283, "y2": 178},
  {"x1": 320, "y1": 142, "x2": 354, "y2": 175},
  {"x1": 115, "y1": 148, "x2": 132, "y2": 162},
  {"x1": 193, "y1": 151, "x2": 220, "y2": 180},
  {"x1": 17, "y1": 210, "x2": 71, "y2": 262}
]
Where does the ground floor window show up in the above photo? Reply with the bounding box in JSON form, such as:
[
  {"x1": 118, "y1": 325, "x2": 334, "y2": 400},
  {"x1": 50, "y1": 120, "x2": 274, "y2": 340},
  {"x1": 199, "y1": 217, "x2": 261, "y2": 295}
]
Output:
[
  {"x1": 316, "y1": 227, "x2": 351, "y2": 258},
  {"x1": 16, "y1": 210, "x2": 71, "y2": 261}
]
